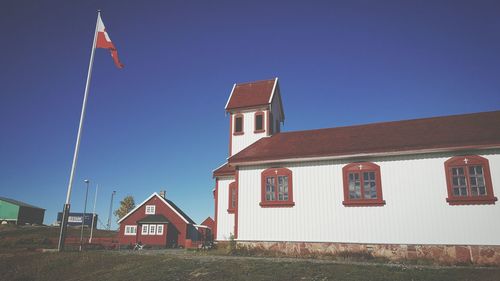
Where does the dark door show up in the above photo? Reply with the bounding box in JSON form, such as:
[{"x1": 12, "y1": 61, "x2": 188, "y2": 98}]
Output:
[{"x1": 166, "y1": 224, "x2": 179, "y2": 248}]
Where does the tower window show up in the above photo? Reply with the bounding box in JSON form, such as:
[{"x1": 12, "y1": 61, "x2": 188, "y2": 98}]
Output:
[
  {"x1": 234, "y1": 114, "x2": 244, "y2": 135},
  {"x1": 255, "y1": 112, "x2": 265, "y2": 133}
]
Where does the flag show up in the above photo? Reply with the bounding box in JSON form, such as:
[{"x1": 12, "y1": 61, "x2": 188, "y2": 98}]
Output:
[{"x1": 96, "y1": 14, "x2": 124, "y2": 68}]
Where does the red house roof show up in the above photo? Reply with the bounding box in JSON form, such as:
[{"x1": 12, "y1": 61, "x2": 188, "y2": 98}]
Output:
[
  {"x1": 229, "y1": 110, "x2": 500, "y2": 165},
  {"x1": 117, "y1": 193, "x2": 195, "y2": 224},
  {"x1": 213, "y1": 162, "x2": 236, "y2": 177},
  {"x1": 225, "y1": 78, "x2": 277, "y2": 110},
  {"x1": 201, "y1": 217, "x2": 215, "y2": 229}
]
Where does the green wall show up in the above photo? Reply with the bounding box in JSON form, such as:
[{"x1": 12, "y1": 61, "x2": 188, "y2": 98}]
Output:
[{"x1": 0, "y1": 200, "x2": 19, "y2": 221}]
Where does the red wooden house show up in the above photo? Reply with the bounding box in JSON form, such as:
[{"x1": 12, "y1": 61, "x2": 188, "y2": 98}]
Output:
[
  {"x1": 198, "y1": 217, "x2": 215, "y2": 242},
  {"x1": 117, "y1": 192, "x2": 201, "y2": 248}
]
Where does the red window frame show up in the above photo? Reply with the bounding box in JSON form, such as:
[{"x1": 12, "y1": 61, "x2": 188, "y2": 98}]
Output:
[
  {"x1": 260, "y1": 167, "x2": 295, "y2": 208},
  {"x1": 254, "y1": 111, "x2": 265, "y2": 133},
  {"x1": 227, "y1": 181, "x2": 237, "y2": 213},
  {"x1": 342, "y1": 162, "x2": 385, "y2": 207},
  {"x1": 233, "y1": 113, "x2": 244, "y2": 135},
  {"x1": 444, "y1": 155, "x2": 497, "y2": 205}
]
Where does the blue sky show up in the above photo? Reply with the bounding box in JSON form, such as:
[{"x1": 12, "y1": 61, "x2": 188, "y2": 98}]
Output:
[{"x1": 1, "y1": 0, "x2": 499, "y2": 228}]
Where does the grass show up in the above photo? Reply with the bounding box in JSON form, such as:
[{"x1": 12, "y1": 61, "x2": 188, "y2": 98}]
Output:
[
  {"x1": 1, "y1": 226, "x2": 500, "y2": 281},
  {"x1": 1, "y1": 250, "x2": 500, "y2": 281},
  {"x1": 0, "y1": 224, "x2": 116, "y2": 249}
]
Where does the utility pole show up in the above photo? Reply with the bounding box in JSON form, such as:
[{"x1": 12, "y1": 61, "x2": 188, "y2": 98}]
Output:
[{"x1": 107, "y1": 190, "x2": 116, "y2": 230}]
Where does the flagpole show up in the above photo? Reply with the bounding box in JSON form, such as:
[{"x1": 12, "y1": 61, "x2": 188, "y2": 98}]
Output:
[{"x1": 58, "y1": 10, "x2": 101, "y2": 252}]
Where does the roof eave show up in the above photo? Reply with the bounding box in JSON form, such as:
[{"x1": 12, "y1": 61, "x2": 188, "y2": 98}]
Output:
[
  {"x1": 224, "y1": 83, "x2": 237, "y2": 110},
  {"x1": 225, "y1": 104, "x2": 271, "y2": 113},
  {"x1": 213, "y1": 171, "x2": 236, "y2": 178},
  {"x1": 228, "y1": 143, "x2": 500, "y2": 167},
  {"x1": 117, "y1": 192, "x2": 191, "y2": 225}
]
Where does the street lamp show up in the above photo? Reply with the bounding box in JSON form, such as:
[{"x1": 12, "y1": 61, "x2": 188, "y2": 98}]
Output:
[
  {"x1": 107, "y1": 190, "x2": 116, "y2": 230},
  {"x1": 79, "y1": 179, "x2": 90, "y2": 251},
  {"x1": 89, "y1": 184, "x2": 98, "y2": 244}
]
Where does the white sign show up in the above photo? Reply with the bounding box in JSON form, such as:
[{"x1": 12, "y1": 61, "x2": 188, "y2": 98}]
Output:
[{"x1": 68, "y1": 216, "x2": 83, "y2": 223}]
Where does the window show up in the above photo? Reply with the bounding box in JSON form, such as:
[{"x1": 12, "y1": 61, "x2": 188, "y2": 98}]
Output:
[
  {"x1": 227, "y1": 181, "x2": 237, "y2": 213},
  {"x1": 254, "y1": 112, "x2": 265, "y2": 133},
  {"x1": 157, "y1": 224, "x2": 164, "y2": 235},
  {"x1": 234, "y1": 114, "x2": 244, "y2": 135},
  {"x1": 342, "y1": 162, "x2": 385, "y2": 206},
  {"x1": 145, "y1": 205, "x2": 155, "y2": 215},
  {"x1": 149, "y1": 224, "x2": 156, "y2": 235},
  {"x1": 260, "y1": 168, "x2": 295, "y2": 207},
  {"x1": 141, "y1": 224, "x2": 149, "y2": 235},
  {"x1": 444, "y1": 155, "x2": 497, "y2": 205},
  {"x1": 124, "y1": 225, "x2": 137, "y2": 236}
]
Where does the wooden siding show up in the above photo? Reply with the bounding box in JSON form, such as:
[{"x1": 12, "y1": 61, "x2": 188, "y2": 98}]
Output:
[
  {"x1": 236, "y1": 150, "x2": 500, "y2": 245},
  {"x1": 231, "y1": 110, "x2": 268, "y2": 156},
  {"x1": 269, "y1": 90, "x2": 283, "y2": 133},
  {"x1": 216, "y1": 177, "x2": 235, "y2": 240}
]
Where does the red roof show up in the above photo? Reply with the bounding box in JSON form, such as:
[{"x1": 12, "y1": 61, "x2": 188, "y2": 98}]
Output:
[
  {"x1": 213, "y1": 162, "x2": 235, "y2": 177},
  {"x1": 201, "y1": 217, "x2": 215, "y2": 229},
  {"x1": 229, "y1": 111, "x2": 500, "y2": 164},
  {"x1": 225, "y1": 79, "x2": 276, "y2": 110}
]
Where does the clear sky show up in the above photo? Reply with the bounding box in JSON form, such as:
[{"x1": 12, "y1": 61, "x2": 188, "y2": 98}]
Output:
[{"x1": 1, "y1": 0, "x2": 500, "y2": 228}]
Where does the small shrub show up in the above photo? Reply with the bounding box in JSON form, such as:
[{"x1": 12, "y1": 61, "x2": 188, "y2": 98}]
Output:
[{"x1": 227, "y1": 233, "x2": 237, "y2": 255}]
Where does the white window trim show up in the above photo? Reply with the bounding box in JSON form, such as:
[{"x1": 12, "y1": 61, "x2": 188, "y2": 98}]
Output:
[
  {"x1": 124, "y1": 225, "x2": 137, "y2": 236},
  {"x1": 149, "y1": 224, "x2": 156, "y2": 235},
  {"x1": 145, "y1": 205, "x2": 156, "y2": 215},
  {"x1": 141, "y1": 224, "x2": 149, "y2": 235},
  {"x1": 157, "y1": 224, "x2": 164, "y2": 235}
]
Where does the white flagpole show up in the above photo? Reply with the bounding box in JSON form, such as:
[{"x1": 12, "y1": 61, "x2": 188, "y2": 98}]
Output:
[
  {"x1": 89, "y1": 184, "x2": 98, "y2": 244},
  {"x1": 58, "y1": 10, "x2": 101, "y2": 252}
]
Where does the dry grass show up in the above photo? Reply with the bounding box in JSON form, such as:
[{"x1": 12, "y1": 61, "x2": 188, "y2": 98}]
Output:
[
  {"x1": 0, "y1": 224, "x2": 116, "y2": 249},
  {"x1": 1, "y1": 250, "x2": 500, "y2": 281}
]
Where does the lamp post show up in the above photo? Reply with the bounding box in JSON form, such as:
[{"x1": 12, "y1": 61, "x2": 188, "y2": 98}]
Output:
[
  {"x1": 89, "y1": 184, "x2": 98, "y2": 244},
  {"x1": 79, "y1": 179, "x2": 90, "y2": 251},
  {"x1": 107, "y1": 190, "x2": 116, "y2": 230}
]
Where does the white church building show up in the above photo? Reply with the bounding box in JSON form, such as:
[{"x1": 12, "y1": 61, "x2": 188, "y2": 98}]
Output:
[{"x1": 212, "y1": 78, "x2": 500, "y2": 265}]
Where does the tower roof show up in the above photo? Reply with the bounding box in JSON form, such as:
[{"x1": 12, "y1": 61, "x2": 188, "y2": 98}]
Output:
[{"x1": 225, "y1": 78, "x2": 277, "y2": 111}]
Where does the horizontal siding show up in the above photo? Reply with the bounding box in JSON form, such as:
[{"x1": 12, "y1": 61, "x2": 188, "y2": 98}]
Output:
[
  {"x1": 217, "y1": 178, "x2": 235, "y2": 240},
  {"x1": 237, "y1": 150, "x2": 500, "y2": 245}
]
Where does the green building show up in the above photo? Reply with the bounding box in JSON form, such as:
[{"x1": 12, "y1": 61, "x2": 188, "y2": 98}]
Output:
[{"x1": 0, "y1": 196, "x2": 45, "y2": 225}]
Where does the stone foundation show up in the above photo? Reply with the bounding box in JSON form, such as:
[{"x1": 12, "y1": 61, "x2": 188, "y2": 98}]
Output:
[{"x1": 235, "y1": 241, "x2": 500, "y2": 266}]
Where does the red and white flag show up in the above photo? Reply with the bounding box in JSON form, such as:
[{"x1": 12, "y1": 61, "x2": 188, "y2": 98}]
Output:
[{"x1": 96, "y1": 15, "x2": 124, "y2": 68}]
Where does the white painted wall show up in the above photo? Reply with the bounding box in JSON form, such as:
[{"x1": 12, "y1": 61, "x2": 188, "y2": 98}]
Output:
[
  {"x1": 217, "y1": 177, "x2": 235, "y2": 240},
  {"x1": 232, "y1": 110, "x2": 268, "y2": 156},
  {"x1": 236, "y1": 150, "x2": 500, "y2": 245}
]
